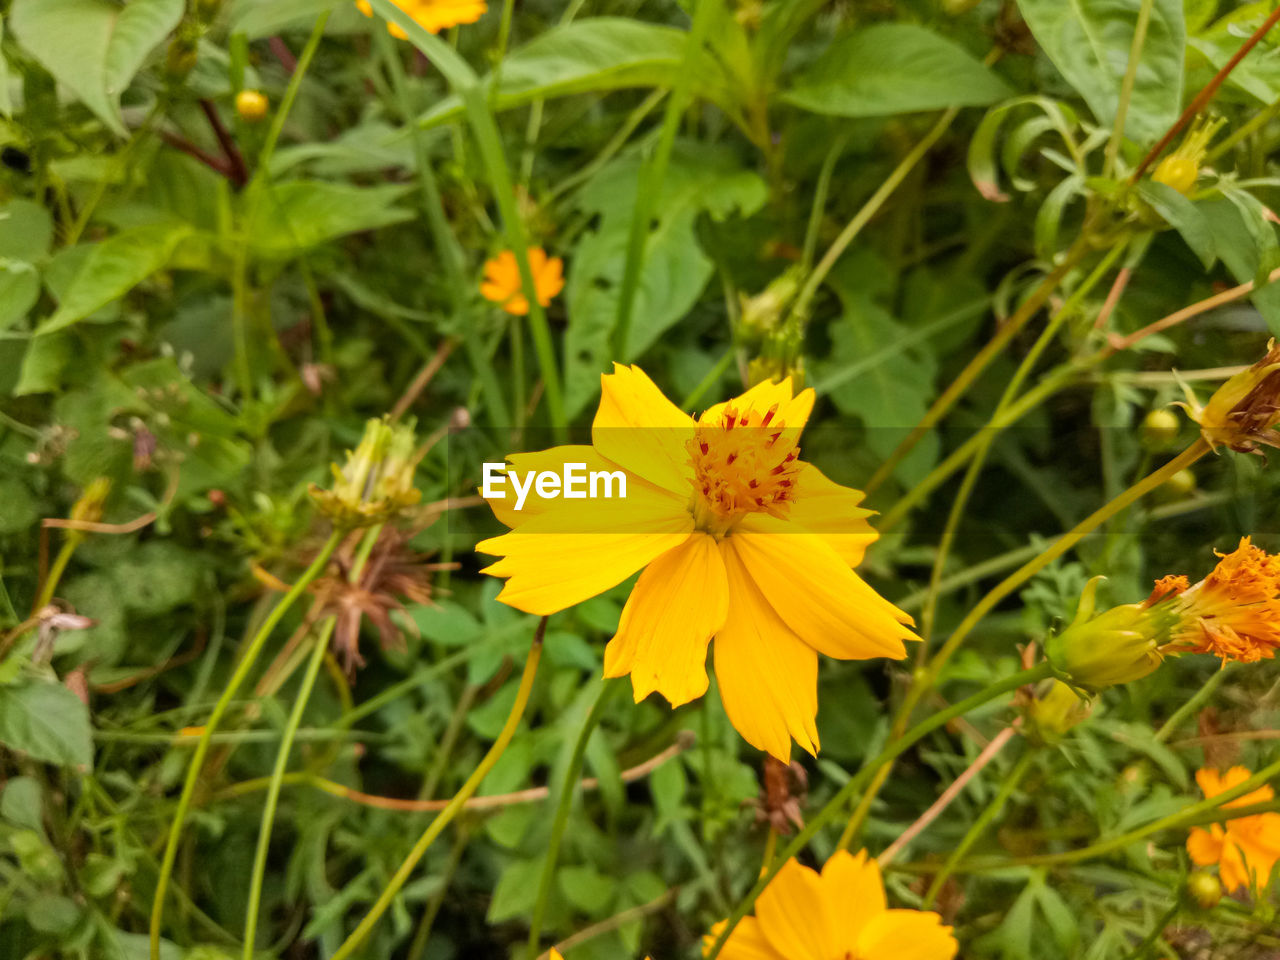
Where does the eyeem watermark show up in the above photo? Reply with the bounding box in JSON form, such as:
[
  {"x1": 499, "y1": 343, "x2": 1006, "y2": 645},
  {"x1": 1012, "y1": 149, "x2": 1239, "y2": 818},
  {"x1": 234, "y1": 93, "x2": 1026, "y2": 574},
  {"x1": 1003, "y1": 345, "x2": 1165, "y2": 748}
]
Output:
[{"x1": 481, "y1": 462, "x2": 627, "y2": 511}]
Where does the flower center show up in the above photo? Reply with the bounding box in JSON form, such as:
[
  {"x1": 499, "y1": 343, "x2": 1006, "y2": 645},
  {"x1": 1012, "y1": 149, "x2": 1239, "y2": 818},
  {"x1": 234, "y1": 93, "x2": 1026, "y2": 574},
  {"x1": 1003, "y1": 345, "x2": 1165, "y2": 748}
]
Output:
[{"x1": 686, "y1": 401, "x2": 801, "y2": 536}]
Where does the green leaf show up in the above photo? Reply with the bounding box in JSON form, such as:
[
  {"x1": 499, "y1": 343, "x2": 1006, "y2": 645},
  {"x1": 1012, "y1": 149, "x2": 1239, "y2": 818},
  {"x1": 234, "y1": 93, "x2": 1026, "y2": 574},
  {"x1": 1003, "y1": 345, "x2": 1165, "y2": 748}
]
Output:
[
  {"x1": 38, "y1": 223, "x2": 193, "y2": 335},
  {"x1": 14, "y1": 332, "x2": 73, "y2": 397},
  {"x1": 1136, "y1": 180, "x2": 1217, "y2": 268},
  {"x1": 559, "y1": 864, "x2": 617, "y2": 914},
  {"x1": 1015, "y1": 0, "x2": 1185, "y2": 143},
  {"x1": 1188, "y1": 3, "x2": 1280, "y2": 103},
  {"x1": 487, "y1": 857, "x2": 543, "y2": 922},
  {"x1": 230, "y1": 0, "x2": 346, "y2": 39},
  {"x1": 564, "y1": 143, "x2": 766, "y2": 416},
  {"x1": 244, "y1": 181, "x2": 414, "y2": 258},
  {"x1": 0, "y1": 679, "x2": 94, "y2": 768},
  {"x1": 419, "y1": 19, "x2": 731, "y2": 129},
  {"x1": 783, "y1": 23, "x2": 1011, "y2": 117},
  {"x1": 9, "y1": 0, "x2": 185, "y2": 137},
  {"x1": 0, "y1": 776, "x2": 45, "y2": 834},
  {"x1": 0, "y1": 260, "x2": 40, "y2": 331},
  {"x1": 1201, "y1": 195, "x2": 1280, "y2": 333},
  {"x1": 0, "y1": 199, "x2": 54, "y2": 261}
]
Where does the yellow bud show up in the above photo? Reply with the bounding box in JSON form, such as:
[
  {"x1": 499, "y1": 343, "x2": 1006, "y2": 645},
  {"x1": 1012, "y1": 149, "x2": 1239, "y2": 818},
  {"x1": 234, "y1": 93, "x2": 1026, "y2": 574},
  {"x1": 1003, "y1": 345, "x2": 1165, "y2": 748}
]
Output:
[
  {"x1": 1025, "y1": 679, "x2": 1092, "y2": 746},
  {"x1": 1140, "y1": 408, "x2": 1181, "y2": 451},
  {"x1": 1186, "y1": 870, "x2": 1222, "y2": 910},
  {"x1": 1159, "y1": 468, "x2": 1197, "y2": 501},
  {"x1": 1152, "y1": 155, "x2": 1199, "y2": 195},
  {"x1": 236, "y1": 89, "x2": 270, "y2": 123}
]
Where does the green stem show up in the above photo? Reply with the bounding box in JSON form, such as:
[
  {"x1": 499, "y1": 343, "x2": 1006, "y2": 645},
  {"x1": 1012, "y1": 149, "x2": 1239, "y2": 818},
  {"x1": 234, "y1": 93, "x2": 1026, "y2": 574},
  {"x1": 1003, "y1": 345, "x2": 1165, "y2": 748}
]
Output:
[
  {"x1": 1104, "y1": 0, "x2": 1156, "y2": 180},
  {"x1": 790, "y1": 107, "x2": 959, "y2": 325},
  {"x1": 1155, "y1": 664, "x2": 1234, "y2": 742},
  {"x1": 327, "y1": 617, "x2": 546, "y2": 960},
  {"x1": 681, "y1": 348, "x2": 736, "y2": 411},
  {"x1": 242, "y1": 526, "x2": 381, "y2": 958},
  {"x1": 149, "y1": 529, "x2": 342, "y2": 960},
  {"x1": 922, "y1": 749, "x2": 1034, "y2": 907},
  {"x1": 612, "y1": 0, "x2": 717, "y2": 359},
  {"x1": 701, "y1": 663, "x2": 1052, "y2": 959},
  {"x1": 34, "y1": 535, "x2": 81, "y2": 612},
  {"x1": 526, "y1": 681, "x2": 616, "y2": 955},
  {"x1": 801, "y1": 132, "x2": 849, "y2": 271},
  {"x1": 1126, "y1": 899, "x2": 1180, "y2": 960}
]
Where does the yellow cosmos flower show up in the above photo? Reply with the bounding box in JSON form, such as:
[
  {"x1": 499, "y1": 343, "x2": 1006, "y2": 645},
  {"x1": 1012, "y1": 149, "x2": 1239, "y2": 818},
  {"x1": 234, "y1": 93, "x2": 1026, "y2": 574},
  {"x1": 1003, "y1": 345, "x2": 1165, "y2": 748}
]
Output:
[
  {"x1": 477, "y1": 366, "x2": 915, "y2": 760},
  {"x1": 356, "y1": 0, "x2": 486, "y2": 38},
  {"x1": 1187, "y1": 766, "x2": 1280, "y2": 894},
  {"x1": 707, "y1": 850, "x2": 957, "y2": 960},
  {"x1": 480, "y1": 247, "x2": 565, "y2": 316}
]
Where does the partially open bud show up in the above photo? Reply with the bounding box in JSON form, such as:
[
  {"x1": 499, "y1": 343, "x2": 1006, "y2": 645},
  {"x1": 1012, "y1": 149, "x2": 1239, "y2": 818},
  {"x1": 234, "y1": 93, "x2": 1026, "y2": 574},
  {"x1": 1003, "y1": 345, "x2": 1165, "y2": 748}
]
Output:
[
  {"x1": 1174, "y1": 341, "x2": 1280, "y2": 453},
  {"x1": 310, "y1": 418, "x2": 422, "y2": 527},
  {"x1": 1151, "y1": 116, "x2": 1224, "y2": 196},
  {"x1": 1045, "y1": 577, "x2": 1172, "y2": 691},
  {"x1": 1025, "y1": 679, "x2": 1092, "y2": 746},
  {"x1": 739, "y1": 267, "x2": 804, "y2": 339}
]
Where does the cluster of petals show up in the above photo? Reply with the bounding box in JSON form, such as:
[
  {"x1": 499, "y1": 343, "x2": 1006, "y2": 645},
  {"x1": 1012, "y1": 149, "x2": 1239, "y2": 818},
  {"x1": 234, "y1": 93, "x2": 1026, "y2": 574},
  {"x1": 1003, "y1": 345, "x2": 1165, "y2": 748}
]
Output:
[
  {"x1": 1151, "y1": 537, "x2": 1280, "y2": 664},
  {"x1": 478, "y1": 365, "x2": 916, "y2": 760},
  {"x1": 708, "y1": 850, "x2": 957, "y2": 960},
  {"x1": 1187, "y1": 766, "x2": 1280, "y2": 894},
  {"x1": 480, "y1": 247, "x2": 565, "y2": 316},
  {"x1": 356, "y1": 0, "x2": 487, "y2": 38}
]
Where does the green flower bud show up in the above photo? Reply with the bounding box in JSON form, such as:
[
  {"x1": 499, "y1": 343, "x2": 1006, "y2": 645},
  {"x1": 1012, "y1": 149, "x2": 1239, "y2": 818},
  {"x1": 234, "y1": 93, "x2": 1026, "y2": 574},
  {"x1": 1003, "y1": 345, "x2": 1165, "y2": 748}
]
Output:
[
  {"x1": 1044, "y1": 577, "x2": 1171, "y2": 692},
  {"x1": 1186, "y1": 870, "x2": 1222, "y2": 910}
]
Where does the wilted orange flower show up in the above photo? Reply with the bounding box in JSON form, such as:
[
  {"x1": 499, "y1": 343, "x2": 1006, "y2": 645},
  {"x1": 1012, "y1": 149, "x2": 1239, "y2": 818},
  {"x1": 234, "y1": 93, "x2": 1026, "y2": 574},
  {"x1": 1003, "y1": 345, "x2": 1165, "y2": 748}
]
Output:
[
  {"x1": 480, "y1": 247, "x2": 564, "y2": 316},
  {"x1": 356, "y1": 0, "x2": 486, "y2": 36},
  {"x1": 1158, "y1": 537, "x2": 1280, "y2": 664},
  {"x1": 1176, "y1": 341, "x2": 1280, "y2": 453},
  {"x1": 477, "y1": 366, "x2": 915, "y2": 760},
  {"x1": 1187, "y1": 766, "x2": 1280, "y2": 894},
  {"x1": 707, "y1": 850, "x2": 957, "y2": 960}
]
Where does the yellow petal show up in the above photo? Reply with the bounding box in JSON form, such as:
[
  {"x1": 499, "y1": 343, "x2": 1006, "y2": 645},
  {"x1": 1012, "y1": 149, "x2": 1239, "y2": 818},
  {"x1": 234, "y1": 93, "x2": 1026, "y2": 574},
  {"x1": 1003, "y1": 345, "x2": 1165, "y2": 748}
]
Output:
[
  {"x1": 593, "y1": 364, "x2": 696, "y2": 496},
  {"x1": 699, "y1": 377, "x2": 814, "y2": 433},
  {"x1": 604, "y1": 533, "x2": 728, "y2": 707},
  {"x1": 754, "y1": 858, "x2": 838, "y2": 960},
  {"x1": 727, "y1": 521, "x2": 913, "y2": 661},
  {"x1": 784, "y1": 463, "x2": 879, "y2": 566},
  {"x1": 856, "y1": 910, "x2": 958, "y2": 960},
  {"x1": 482, "y1": 445, "x2": 620, "y2": 527},
  {"x1": 712, "y1": 917, "x2": 787, "y2": 960},
  {"x1": 820, "y1": 850, "x2": 886, "y2": 945},
  {"x1": 477, "y1": 481, "x2": 693, "y2": 615},
  {"x1": 714, "y1": 543, "x2": 819, "y2": 760}
]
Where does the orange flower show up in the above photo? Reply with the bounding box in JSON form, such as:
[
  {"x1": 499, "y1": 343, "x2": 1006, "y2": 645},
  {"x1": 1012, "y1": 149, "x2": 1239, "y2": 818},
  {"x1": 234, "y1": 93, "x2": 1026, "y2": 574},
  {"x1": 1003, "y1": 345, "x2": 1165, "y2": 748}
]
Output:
[
  {"x1": 1158, "y1": 537, "x2": 1280, "y2": 664},
  {"x1": 707, "y1": 850, "x2": 957, "y2": 960},
  {"x1": 480, "y1": 247, "x2": 565, "y2": 316},
  {"x1": 356, "y1": 0, "x2": 486, "y2": 38},
  {"x1": 1187, "y1": 766, "x2": 1280, "y2": 894}
]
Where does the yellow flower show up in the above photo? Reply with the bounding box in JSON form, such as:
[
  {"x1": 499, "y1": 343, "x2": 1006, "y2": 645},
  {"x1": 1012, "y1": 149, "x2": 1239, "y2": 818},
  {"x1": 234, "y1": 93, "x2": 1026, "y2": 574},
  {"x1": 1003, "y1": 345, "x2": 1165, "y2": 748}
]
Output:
[
  {"x1": 1175, "y1": 340, "x2": 1280, "y2": 453},
  {"x1": 480, "y1": 247, "x2": 565, "y2": 316},
  {"x1": 1159, "y1": 537, "x2": 1280, "y2": 664},
  {"x1": 235, "y1": 89, "x2": 269, "y2": 122},
  {"x1": 477, "y1": 367, "x2": 915, "y2": 760},
  {"x1": 706, "y1": 850, "x2": 957, "y2": 960},
  {"x1": 1151, "y1": 116, "x2": 1223, "y2": 195},
  {"x1": 356, "y1": 0, "x2": 486, "y2": 38},
  {"x1": 1187, "y1": 766, "x2": 1280, "y2": 894}
]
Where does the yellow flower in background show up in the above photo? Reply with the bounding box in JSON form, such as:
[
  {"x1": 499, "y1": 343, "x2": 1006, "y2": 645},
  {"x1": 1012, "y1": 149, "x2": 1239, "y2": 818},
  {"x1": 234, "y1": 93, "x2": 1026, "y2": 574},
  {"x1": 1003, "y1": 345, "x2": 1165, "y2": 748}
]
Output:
[
  {"x1": 1175, "y1": 340, "x2": 1280, "y2": 453},
  {"x1": 478, "y1": 366, "x2": 915, "y2": 760},
  {"x1": 707, "y1": 850, "x2": 957, "y2": 960},
  {"x1": 480, "y1": 247, "x2": 565, "y2": 316},
  {"x1": 1187, "y1": 766, "x2": 1280, "y2": 894},
  {"x1": 356, "y1": 0, "x2": 486, "y2": 38},
  {"x1": 1159, "y1": 537, "x2": 1280, "y2": 664}
]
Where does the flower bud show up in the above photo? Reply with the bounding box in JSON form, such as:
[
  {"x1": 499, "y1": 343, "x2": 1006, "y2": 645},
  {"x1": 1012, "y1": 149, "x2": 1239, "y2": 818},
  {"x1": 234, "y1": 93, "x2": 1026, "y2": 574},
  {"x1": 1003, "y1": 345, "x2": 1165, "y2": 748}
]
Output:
[
  {"x1": 1175, "y1": 341, "x2": 1280, "y2": 453},
  {"x1": 1024, "y1": 679, "x2": 1092, "y2": 746},
  {"x1": 1186, "y1": 869, "x2": 1222, "y2": 910},
  {"x1": 1140, "y1": 408, "x2": 1181, "y2": 451},
  {"x1": 70, "y1": 477, "x2": 112, "y2": 526},
  {"x1": 739, "y1": 267, "x2": 804, "y2": 340},
  {"x1": 1044, "y1": 577, "x2": 1169, "y2": 691},
  {"x1": 236, "y1": 90, "x2": 269, "y2": 123},
  {"x1": 1151, "y1": 116, "x2": 1223, "y2": 196},
  {"x1": 1158, "y1": 468, "x2": 1197, "y2": 501},
  {"x1": 310, "y1": 418, "x2": 422, "y2": 527}
]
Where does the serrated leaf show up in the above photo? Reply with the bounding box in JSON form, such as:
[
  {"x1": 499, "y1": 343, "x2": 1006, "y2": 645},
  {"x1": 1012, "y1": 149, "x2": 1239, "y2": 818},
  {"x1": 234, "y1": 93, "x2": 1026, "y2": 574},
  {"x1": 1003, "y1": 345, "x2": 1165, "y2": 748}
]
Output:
[
  {"x1": 9, "y1": 0, "x2": 184, "y2": 136},
  {"x1": 783, "y1": 23, "x2": 1011, "y2": 117},
  {"x1": 0, "y1": 680, "x2": 94, "y2": 768},
  {"x1": 1016, "y1": 0, "x2": 1185, "y2": 143}
]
